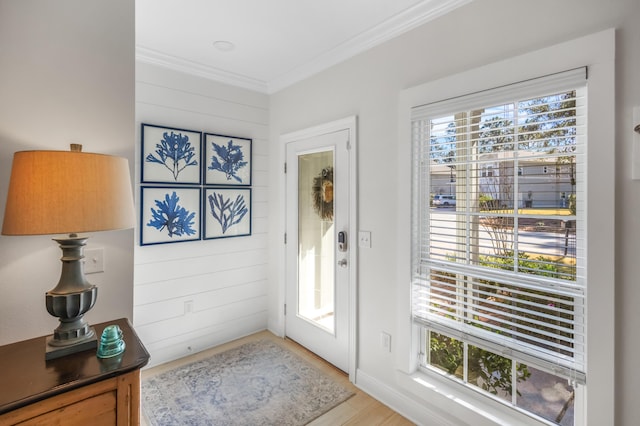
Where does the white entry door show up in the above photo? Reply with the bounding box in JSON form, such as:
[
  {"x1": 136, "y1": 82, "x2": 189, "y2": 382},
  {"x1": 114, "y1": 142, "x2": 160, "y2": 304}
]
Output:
[{"x1": 284, "y1": 119, "x2": 354, "y2": 373}]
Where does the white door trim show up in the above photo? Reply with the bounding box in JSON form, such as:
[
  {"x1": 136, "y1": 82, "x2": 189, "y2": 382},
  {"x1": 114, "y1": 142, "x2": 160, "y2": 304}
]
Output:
[{"x1": 279, "y1": 115, "x2": 357, "y2": 382}]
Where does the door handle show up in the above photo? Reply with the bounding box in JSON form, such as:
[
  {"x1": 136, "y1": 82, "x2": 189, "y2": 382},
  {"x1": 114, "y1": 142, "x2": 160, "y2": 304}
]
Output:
[{"x1": 337, "y1": 259, "x2": 348, "y2": 268}]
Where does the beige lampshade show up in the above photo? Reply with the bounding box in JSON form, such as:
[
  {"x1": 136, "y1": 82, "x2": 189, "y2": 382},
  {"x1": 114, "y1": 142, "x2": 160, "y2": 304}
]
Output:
[{"x1": 2, "y1": 149, "x2": 135, "y2": 235}]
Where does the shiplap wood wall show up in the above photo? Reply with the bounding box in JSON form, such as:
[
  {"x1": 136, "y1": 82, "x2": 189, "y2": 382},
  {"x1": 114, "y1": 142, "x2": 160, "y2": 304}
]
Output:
[{"x1": 134, "y1": 62, "x2": 269, "y2": 368}]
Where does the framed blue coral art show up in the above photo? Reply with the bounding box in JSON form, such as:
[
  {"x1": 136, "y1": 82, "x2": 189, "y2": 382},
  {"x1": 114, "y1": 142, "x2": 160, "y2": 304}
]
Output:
[
  {"x1": 204, "y1": 133, "x2": 251, "y2": 186},
  {"x1": 140, "y1": 186, "x2": 201, "y2": 245},
  {"x1": 204, "y1": 188, "x2": 251, "y2": 240},
  {"x1": 141, "y1": 123, "x2": 202, "y2": 184}
]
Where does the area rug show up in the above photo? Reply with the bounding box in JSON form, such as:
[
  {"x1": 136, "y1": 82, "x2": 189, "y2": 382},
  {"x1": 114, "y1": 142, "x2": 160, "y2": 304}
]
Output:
[{"x1": 141, "y1": 339, "x2": 354, "y2": 425}]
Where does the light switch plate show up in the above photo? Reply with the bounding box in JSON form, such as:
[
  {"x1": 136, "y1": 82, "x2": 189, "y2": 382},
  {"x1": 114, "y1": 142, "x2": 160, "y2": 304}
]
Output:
[
  {"x1": 84, "y1": 248, "x2": 104, "y2": 274},
  {"x1": 358, "y1": 231, "x2": 372, "y2": 248}
]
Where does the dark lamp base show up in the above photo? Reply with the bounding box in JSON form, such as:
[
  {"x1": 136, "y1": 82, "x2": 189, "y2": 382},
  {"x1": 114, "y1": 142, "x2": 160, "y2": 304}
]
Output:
[
  {"x1": 43, "y1": 235, "x2": 99, "y2": 361},
  {"x1": 45, "y1": 328, "x2": 98, "y2": 360}
]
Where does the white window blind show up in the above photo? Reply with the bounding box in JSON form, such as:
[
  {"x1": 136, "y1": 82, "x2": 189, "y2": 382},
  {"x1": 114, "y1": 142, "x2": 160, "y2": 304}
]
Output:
[{"x1": 411, "y1": 68, "x2": 587, "y2": 383}]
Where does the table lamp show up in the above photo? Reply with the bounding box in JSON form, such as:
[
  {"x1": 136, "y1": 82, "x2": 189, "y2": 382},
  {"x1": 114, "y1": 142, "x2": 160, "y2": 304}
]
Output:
[{"x1": 1, "y1": 144, "x2": 135, "y2": 360}]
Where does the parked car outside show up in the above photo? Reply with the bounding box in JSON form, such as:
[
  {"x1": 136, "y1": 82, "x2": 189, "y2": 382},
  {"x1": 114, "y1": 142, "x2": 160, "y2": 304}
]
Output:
[{"x1": 433, "y1": 194, "x2": 456, "y2": 206}]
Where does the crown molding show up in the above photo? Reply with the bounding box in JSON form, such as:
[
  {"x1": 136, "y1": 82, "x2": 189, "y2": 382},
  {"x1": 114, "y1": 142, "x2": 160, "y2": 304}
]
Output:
[
  {"x1": 135, "y1": 46, "x2": 269, "y2": 93},
  {"x1": 267, "y1": 0, "x2": 472, "y2": 93},
  {"x1": 136, "y1": 0, "x2": 471, "y2": 94}
]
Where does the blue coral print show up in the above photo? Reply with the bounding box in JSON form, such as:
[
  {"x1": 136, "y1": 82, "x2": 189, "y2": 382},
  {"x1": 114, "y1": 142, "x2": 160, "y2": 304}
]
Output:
[
  {"x1": 147, "y1": 191, "x2": 197, "y2": 237},
  {"x1": 208, "y1": 192, "x2": 248, "y2": 234},
  {"x1": 146, "y1": 131, "x2": 198, "y2": 181},
  {"x1": 208, "y1": 139, "x2": 248, "y2": 183}
]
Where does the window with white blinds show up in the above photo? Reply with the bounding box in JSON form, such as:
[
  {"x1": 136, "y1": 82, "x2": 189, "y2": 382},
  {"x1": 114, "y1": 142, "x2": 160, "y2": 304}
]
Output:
[{"x1": 411, "y1": 68, "x2": 587, "y2": 387}]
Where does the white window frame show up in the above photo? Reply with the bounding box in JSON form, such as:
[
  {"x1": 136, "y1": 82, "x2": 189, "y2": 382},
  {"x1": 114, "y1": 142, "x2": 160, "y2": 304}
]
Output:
[{"x1": 396, "y1": 29, "x2": 614, "y2": 425}]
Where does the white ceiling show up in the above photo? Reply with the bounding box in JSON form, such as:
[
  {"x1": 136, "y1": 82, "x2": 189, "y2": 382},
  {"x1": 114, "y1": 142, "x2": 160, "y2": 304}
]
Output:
[{"x1": 135, "y1": 0, "x2": 470, "y2": 94}]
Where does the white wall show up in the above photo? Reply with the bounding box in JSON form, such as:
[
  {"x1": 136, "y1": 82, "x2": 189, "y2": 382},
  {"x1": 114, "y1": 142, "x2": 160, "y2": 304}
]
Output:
[
  {"x1": 134, "y1": 63, "x2": 270, "y2": 367},
  {"x1": 269, "y1": 0, "x2": 640, "y2": 424},
  {"x1": 0, "y1": 0, "x2": 135, "y2": 344}
]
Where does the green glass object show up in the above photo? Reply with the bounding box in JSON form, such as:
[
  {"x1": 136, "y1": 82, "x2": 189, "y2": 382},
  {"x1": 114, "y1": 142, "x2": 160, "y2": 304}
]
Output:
[{"x1": 97, "y1": 324, "x2": 126, "y2": 358}]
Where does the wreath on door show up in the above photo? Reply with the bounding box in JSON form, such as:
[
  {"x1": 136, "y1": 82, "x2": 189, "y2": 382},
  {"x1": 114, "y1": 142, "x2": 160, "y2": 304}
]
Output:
[{"x1": 312, "y1": 167, "x2": 334, "y2": 221}]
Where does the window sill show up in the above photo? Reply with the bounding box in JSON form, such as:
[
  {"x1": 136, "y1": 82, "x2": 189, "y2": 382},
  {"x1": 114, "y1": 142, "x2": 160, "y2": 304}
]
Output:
[{"x1": 396, "y1": 369, "x2": 554, "y2": 426}]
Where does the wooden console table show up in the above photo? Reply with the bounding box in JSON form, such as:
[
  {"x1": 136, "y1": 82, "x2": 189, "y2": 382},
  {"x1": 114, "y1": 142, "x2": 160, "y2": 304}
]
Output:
[{"x1": 0, "y1": 318, "x2": 150, "y2": 425}]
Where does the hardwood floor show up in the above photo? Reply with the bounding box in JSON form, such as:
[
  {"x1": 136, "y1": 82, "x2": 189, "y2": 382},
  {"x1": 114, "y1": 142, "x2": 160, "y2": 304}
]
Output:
[{"x1": 140, "y1": 330, "x2": 414, "y2": 426}]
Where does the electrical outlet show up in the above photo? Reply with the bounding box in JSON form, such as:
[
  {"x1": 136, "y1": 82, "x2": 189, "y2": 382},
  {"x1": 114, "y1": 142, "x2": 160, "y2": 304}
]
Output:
[
  {"x1": 381, "y1": 332, "x2": 391, "y2": 352},
  {"x1": 184, "y1": 300, "x2": 194, "y2": 314},
  {"x1": 84, "y1": 248, "x2": 104, "y2": 274}
]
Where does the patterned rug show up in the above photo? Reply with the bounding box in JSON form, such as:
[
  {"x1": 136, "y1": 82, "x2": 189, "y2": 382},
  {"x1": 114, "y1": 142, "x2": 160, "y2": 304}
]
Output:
[{"x1": 142, "y1": 339, "x2": 354, "y2": 425}]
